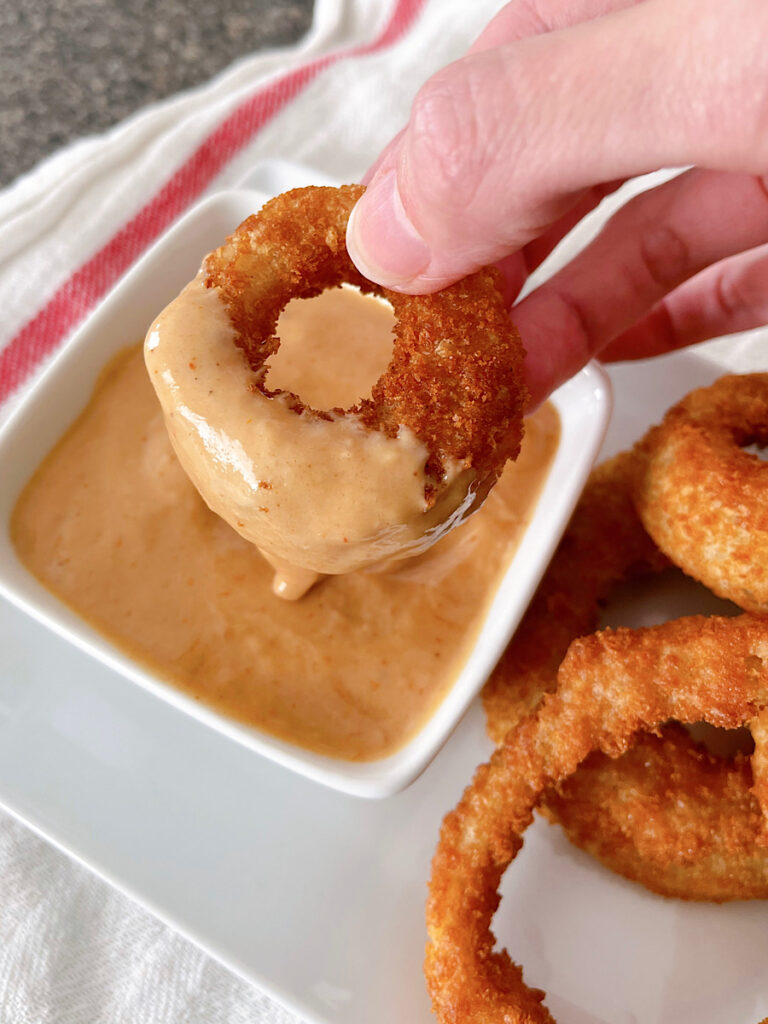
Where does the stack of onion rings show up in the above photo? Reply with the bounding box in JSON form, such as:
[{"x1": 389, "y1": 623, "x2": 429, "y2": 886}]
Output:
[
  {"x1": 426, "y1": 615, "x2": 768, "y2": 1023},
  {"x1": 480, "y1": 375, "x2": 768, "y2": 901},
  {"x1": 426, "y1": 374, "x2": 768, "y2": 1019}
]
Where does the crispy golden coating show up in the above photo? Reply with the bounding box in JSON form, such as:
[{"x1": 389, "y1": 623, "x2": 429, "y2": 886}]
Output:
[
  {"x1": 204, "y1": 185, "x2": 527, "y2": 496},
  {"x1": 634, "y1": 373, "x2": 768, "y2": 612},
  {"x1": 426, "y1": 615, "x2": 768, "y2": 1024},
  {"x1": 482, "y1": 449, "x2": 668, "y2": 743},
  {"x1": 543, "y1": 726, "x2": 768, "y2": 902}
]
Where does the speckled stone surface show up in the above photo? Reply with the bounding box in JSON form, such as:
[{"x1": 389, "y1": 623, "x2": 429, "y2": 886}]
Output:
[{"x1": 0, "y1": 0, "x2": 314, "y2": 187}]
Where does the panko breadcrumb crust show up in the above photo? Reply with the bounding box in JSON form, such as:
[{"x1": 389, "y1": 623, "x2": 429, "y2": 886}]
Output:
[
  {"x1": 543, "y1": 725, "x2": 768, "y2": 902},
  {"x1": 482, "y1": 449, "x2": 669, "y2": 743}
]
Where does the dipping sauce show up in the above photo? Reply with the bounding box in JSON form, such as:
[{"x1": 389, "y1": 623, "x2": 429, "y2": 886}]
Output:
[{"x1": 11, "y1": 289, "x2": 559, "y2": 762}]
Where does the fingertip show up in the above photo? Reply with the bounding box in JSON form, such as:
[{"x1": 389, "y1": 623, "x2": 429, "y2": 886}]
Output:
[{"x1": 346, "y1": 169, "x2": 431, "y2": 290}]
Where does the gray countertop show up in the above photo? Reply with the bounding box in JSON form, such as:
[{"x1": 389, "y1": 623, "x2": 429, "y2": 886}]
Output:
[{"x1": 0, "y1": 0, "x2": 314, "y2": 188}]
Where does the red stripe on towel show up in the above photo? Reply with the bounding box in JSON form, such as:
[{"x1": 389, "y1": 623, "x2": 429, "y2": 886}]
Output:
[{"x1": 0, "y1": 0, "x2": 425, "y2": 403}]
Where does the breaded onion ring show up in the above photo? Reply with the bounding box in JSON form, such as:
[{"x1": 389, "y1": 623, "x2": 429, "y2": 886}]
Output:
[
  {"x1": 177, "y1": 184, "x2": 526, "y2": 575},
  {"x1": 426, "y1": 615, "x2": 768, "y2": 1023},
  {"x1": 483, "y1": 441, "x2": 768, "y2": 901},
  {"x1": 543, "y1": 725, "x2": 768, "y2": 902},
  {"x1": 205, "y1": 186, "x2": 526, "y2": 490},
  {"x1": 634, "y1": 373, "x2": 768, "y2": 613}
]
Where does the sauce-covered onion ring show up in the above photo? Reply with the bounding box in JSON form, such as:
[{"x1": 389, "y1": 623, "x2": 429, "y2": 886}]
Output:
[
  {"x1": 204, "y1": 186, "x2": 526, "y2": 491},
  {"x1": 426, "y1": 615, "x2": 768, "y2": 1023},
  {"x1": 634, "y1": 373, "x2": 768, "y2": 612},
  {"x1": 147, "y1": 186, "x2": 526, "y2": 579}
]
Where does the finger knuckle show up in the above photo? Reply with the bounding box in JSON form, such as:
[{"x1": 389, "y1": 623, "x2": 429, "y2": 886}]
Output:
[
  {"x1": 508, "y1": 0, "x2": 549, "y2": 37},
  {"x1": 406, "y1": 52, "x2": 520, "y2": 230},
  {"x1": 551, "y1": 288, "x2": 594, "y2": 362},
  {"x1": 714, "y1": 260, "x2": 768, "y2": 323},
  {"x1": 636, "y1": 223, "x2": 691, "y2": 291}
]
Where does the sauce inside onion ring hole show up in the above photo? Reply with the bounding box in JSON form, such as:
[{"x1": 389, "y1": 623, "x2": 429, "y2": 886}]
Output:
[{"x1": 264, "y1": 286, "x2": 396, "y2": 597}]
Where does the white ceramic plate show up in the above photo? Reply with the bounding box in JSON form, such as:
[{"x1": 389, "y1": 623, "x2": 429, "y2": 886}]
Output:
[
  {"x1": 0, "y1": 176, "x2": 609, "y2": 797},
  {"x1": 1, "y1": 347, "x2": 767, "y2": 1023}
]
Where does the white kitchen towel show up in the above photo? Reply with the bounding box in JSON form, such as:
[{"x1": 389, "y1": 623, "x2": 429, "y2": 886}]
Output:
[{"x1": 1, "y1": 0, "x2": 768, "y2": 1022}]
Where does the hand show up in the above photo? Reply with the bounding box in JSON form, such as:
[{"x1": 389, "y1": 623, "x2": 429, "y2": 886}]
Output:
[{"x1": 346, "y1": 0, "x2": 768, "y2": 406}]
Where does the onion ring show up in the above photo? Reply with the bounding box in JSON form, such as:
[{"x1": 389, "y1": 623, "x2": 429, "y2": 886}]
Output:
[
  {"x1": 542, "y1": 725, "x2": 768, "y2": 902},
  {"x1": 147, "y1": 186, "x2": 526, "y2": 579},
  {"x1": 204, "y1": 185, "x2": 526, "y2": 487},
  {"x1": 426, "y1": 615, "x2": 768, "y2": 1023},
  {"x1": 634, "y1": 373, "x2": 768, "y2": 613},
  {"x1": 196, "y1": 185, "x2": 526, "y2": 573}
]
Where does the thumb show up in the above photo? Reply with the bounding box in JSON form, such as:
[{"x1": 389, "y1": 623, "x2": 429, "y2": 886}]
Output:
[{"x1": 347, "y1": 0, "x2": 768, "y2": 293}]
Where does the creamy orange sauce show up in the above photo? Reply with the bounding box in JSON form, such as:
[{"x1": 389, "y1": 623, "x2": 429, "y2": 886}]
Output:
[
  {"x1": 11, "y1": 289, "x2": 559, "y2": 762},
  {"x1": 145, "y1": 280, "x2": 475, "y2": 583}
]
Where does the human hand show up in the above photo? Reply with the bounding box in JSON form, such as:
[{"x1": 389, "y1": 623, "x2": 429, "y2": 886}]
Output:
[{"x1": 346, "y1": 0, "x2": 768, "y2": 407}]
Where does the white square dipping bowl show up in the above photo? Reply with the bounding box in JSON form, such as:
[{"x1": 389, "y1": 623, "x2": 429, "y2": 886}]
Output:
[{"x1": 0, "y1": 183, "x2": 611, "y2": 798}]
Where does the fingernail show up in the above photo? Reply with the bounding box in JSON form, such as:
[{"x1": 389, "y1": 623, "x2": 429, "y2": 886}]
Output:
[{"x1": 346, "y1": 170, "x2": 430, "y2": 287}]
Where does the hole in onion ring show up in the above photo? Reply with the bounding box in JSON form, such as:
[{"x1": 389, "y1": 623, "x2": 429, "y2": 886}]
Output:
[{"x1": 266, "y1": 286, "x2": 395, "y2": 408}]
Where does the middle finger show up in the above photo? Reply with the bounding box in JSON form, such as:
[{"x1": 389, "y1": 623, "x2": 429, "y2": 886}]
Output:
[{"x1": 515, "y1": 166, "x2": 768, "y2": 404}]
